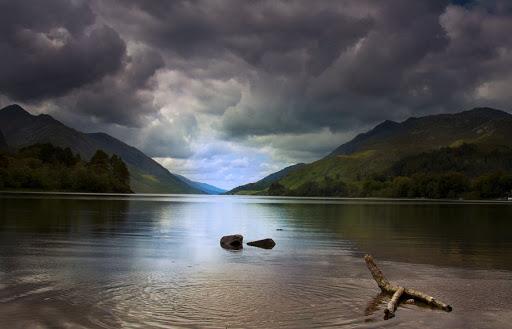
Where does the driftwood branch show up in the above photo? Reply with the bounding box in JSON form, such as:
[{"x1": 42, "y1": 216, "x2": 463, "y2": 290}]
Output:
[
  {"x1": 364, "y1": 254, "x2": 452, "y2": 319},
  {"x1": 384, "y1": 286, "x2": 404, "y2": 319}
]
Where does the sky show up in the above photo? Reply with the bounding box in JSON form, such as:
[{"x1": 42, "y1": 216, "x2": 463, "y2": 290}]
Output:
[{"x1": 1, "y1": 0, "x2": 512, "y2": 189}]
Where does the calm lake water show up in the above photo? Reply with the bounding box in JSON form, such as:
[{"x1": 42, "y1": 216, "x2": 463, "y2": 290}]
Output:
[{"x1": 1, "y1": 193, "x2": 511, "y2": 328}]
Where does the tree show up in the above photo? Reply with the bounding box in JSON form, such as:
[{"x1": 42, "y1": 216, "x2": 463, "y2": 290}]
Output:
[
  {"x1": 322, "y1": 176, "x2": 348, "y2": 196},
  {"x1": 89, "y1": 150, "x2": 110, "y2": 172},
  {"x1": 110, "y1": 154, "x2": 130, "y2": 192},
  {"x1": 390, "y1": 176, "x2": 412, "y2": 198},
  {"x1": 473, "y1": 172, "x2": 512, "y2": 199},
  {"x1": 0, "y1": 144, "x2": 132, "y2": 193},
  {"x1": 268, "y1": 182, "x2": 287, "y2": 196}
]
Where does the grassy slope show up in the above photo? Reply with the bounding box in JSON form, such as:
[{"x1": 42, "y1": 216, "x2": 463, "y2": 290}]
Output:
[
  {"x1": 228, "y1": 163, "x2": 306, "y2": 194},
  {"x1": 279, "y1": 108, "x2": 512, "y2": 191},
  {"x1": 128, "y1": 165, "x2": 199, "y2": 194},
  {"x1": 280, "y1": 150, "x2": 383, "y2": 189}
]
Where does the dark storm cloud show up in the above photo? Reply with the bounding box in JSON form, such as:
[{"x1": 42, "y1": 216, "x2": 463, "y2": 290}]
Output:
[
  {"x1": 0, "y1": 0, "x2": 126, "y2": 101},
  {"x1": 2, "y1": 0, "x2": 512, "y2": 165},
  {"x1": 57, "y1": 46, "x2": 165, "y2": 126},
  {"x1": 98, "y1": 0, "x2": 374, "y2": 74},
  {"x1": 219, "y1": 0, "x2": 512, "y2": 138},
  {"x1": 95, "y1": 0, "x2": 512, "y2": 141}
]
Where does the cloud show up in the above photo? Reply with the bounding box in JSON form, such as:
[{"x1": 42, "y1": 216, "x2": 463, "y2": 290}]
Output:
[
  {"x1": 154, "y1": 140, "x2": 273, "y2": 189},
  {"x1": 54, "y1": 44, "x2": 164, "y2": 127},
  {"x1": 248, "y1": 129, "x2": 359, "y2": 164},
  {"x1": 153, "y1": 70, "x2": 243, "y2": 116},
  {"x1": 0, "y1": 0, "x2": 126, "y2": 101},
  {"x1": 138, "y1": 112, "x2": 198, "y2": 159},
  {"x1": 100, "y1": 0, "x2": 373, "y2": 74}
]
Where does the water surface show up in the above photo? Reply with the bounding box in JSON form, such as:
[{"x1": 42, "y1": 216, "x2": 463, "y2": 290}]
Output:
[{"x1": 1, "y1": 193, "x2": 511, "y2": 328}]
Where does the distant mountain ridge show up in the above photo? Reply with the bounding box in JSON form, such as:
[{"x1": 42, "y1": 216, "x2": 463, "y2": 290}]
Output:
[
  {"x1": 176, "y1": 175, "x2": 227, "y2": 195},
  {"x1": 230, "y1": 107, "x2": 512, "y2": 197},
  {"x1": 0, "y1": 104, "x2": 222, "y2": 194},
  {"x1": 329, "y1": 107, "x2": 512, "y2": 157}
]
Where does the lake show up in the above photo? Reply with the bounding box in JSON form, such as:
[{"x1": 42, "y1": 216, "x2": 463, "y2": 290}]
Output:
[{"x1": 1, "y1": 193, "x2": 511, "y2": 328}]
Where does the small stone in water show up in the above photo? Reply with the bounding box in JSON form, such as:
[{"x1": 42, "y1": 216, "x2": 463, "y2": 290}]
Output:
[
  {"x1": 220, "y1": 234, "x2": 244, "y2": 250},
  {"x1": 247, "y1": 238, "x2": 276, "y2": 249}
]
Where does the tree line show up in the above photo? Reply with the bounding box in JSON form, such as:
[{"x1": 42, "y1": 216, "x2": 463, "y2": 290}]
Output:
[
  {"x1": 269, "y1": 144, "x2": 512, "y2": 199},
  {"x1": 0, "y1": 143, "x2": 131, "y2": 193}
]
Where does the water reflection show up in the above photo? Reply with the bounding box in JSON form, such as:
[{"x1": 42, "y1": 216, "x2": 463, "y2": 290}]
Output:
[
  {"x1": 268, "y1": 202, "x2": 512, "y2": 270},
  {"x1": 0, "y1": 194, "x2": 511, "y2": 328}
]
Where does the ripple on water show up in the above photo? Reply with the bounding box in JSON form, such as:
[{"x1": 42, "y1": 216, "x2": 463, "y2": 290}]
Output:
[
  {"x1": 2, "y1": 261, "x2": 512, "y2": 328},
  {"x1": 82, "y1": 265, "x2": 382, "y2": 329}
]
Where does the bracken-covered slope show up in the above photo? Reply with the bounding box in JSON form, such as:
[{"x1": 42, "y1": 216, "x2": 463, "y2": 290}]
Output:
[
  {"x1": 0, "y1": 104, "x2": 201, "y2": 194},
  {"x1": 228, "y1": 163, "x2": 306, "y2": 194},
  {"x1": 277, "y1": 107, "x2": 512, "y2": 191}
]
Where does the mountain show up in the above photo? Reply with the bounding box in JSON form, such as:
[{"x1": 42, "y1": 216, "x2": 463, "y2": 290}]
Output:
[
  {"x1": 0, "y1": 104, "x2": 202, "y2": 194},
  {"x1": 228, "y1": 163, "x2": 306, "y2": 194},
  {"x1": 176, "y1": 175, "x2": 227, "y2": 195},
  {"x1": 262, "y1": 107, "x2": 512, "y2": 196},
  {"x1": 329, "y1": 107, "x2": 512, "y2": 157},
  {"x1": 0, "y1": 129, "x2": 7, "y2": 151}
]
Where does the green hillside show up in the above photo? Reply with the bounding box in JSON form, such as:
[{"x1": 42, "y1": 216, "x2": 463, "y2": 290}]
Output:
[
  {"x1": 0, "y1": 144, "x2": 131, "y2": 193},
  {"x1": 267, "y1": 108, "x2": 512, "y2": 199},
  {"x1": 228, "y1": 163, "x2": 306, "y2": 195}
]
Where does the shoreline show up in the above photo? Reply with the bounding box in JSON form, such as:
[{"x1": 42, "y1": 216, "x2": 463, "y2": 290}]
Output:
[{"x1": 1, "y1": 190, "x2": 511, "y2": 204}]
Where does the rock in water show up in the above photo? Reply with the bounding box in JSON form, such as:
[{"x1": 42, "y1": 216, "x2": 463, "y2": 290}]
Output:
[
  {"x1": 220, "y1": 234, "x2": 244, "y2": 250},
  {"x1": 247, "y1": 238, "x2": 276, "y2": 249}
]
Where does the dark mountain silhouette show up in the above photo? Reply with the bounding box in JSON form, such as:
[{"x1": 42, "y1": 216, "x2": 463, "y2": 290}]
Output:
[{"x1": 0, "y1": 104, "x2": 210, "y2": 194}]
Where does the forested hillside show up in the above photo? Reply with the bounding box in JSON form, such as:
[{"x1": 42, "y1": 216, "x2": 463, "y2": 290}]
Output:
[
  {"x1": 0, "y1": 143, "x2": 131, "y2": 193},
  {"x1": 268, "y1": 143, "x2": 512, "y2": 199},
  {"x1": 231, "y1": 107, "x2": 512, "y2": 200}
]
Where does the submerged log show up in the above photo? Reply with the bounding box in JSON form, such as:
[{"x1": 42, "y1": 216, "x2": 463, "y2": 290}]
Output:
[{"x1": 364, "y1": 254, "x2": 452, "y2": 319}]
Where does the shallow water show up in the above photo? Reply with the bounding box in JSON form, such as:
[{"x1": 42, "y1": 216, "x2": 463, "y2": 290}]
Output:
[{"x1": 0, "y1": 193, "x2": 511, "y2": 328}]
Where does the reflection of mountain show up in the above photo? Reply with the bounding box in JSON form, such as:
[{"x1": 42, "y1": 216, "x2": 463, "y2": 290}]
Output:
[
  {"x1": 0, "y1": 196, "x2": 131, "y2": 234},
  {"x1": 2, "y1": 194, "x2": 511, "y2": 271},
  {"x1": 0, "y1": 104, "x2": 224, "y2": 194},
  {"x1": 271, "y1": 201, "x2": 512, "y2": 270}
]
